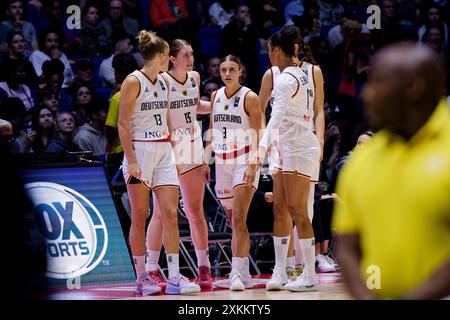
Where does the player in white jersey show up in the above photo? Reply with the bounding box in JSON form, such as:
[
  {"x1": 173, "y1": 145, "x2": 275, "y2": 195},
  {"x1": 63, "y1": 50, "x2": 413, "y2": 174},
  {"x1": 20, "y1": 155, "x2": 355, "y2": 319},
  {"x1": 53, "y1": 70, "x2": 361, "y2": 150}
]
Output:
[
  {"x1": 118, "y1": 30, "x2": 200, "y2": 295},
  {"x1": 144, "y1": 39, "x2": 214, "y2": 288},
  {"x1": 259, "y1": 50, "x2": 327, "y2": 287},
  {"x1": 257, "y1": 26, "x2": 324, "y2": 292},
  {"x1": 204, "y1": 55, "x2": 262, "y2": 291}
]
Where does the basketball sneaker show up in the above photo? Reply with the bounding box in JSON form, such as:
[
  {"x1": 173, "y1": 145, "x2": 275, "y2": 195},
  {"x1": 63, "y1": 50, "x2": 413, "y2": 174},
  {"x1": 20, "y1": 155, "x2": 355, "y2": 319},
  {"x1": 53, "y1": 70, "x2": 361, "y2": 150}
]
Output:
[
  {"x1": 135, "y1": 274, "x2": 162, "y2": 296},
  {"x1": 284, "y1": 272, "x2": 318, "y2": 292},
  {"x1": 147, "y1": 270, "x2": 167, "y2": 290},
  {"x1": 165, "y1": 273, "x2": 201, "y2": 294},
  {"x1": 229, "y1": 270, "x2": 253, "y2": 291},
  {"x1": 266, "y1": 267, "x2": 288, "y2": 290},
  {"x1": 324, "y1": 254, "x2": 338, "y2": 267},
  {"x1": 316, "y1": 254, "x2": 336, "y2": 273},
  {"x1": 196, "y1": 266, "x2": 214, "y2": 288}
]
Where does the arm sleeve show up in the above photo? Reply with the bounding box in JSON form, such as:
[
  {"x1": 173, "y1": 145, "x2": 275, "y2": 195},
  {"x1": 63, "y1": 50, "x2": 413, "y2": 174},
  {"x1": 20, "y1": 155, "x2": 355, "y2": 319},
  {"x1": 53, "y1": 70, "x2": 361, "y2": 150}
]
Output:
[{"x1": 259, "y1": 73, "x2": 297, "y2": 149}]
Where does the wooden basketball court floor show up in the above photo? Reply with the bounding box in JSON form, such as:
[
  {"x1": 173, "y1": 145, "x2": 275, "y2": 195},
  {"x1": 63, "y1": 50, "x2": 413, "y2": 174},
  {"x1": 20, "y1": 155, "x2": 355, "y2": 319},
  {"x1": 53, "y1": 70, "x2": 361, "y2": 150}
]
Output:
[{"x1": 46, "y1": 271, "x2": 351, "y2": 300}]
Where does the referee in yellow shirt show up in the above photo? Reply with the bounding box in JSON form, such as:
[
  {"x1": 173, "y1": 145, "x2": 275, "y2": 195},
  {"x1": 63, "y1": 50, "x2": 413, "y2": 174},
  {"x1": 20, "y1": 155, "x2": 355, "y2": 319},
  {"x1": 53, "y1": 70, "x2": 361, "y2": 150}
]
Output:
[{"x1": 333, "y1": 43, "x2": 450, "y2": 299}]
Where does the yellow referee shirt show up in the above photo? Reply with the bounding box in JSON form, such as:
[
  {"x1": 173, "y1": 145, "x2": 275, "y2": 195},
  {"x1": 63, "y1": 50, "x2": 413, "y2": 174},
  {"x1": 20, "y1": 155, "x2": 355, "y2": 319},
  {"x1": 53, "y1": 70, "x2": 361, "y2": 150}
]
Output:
[
  {"x1": 105, "y1": 91, "x2": 123, "y2": 154},
  {"x1": 333, "y1": 100, "x2": 450, "y2": 299}
]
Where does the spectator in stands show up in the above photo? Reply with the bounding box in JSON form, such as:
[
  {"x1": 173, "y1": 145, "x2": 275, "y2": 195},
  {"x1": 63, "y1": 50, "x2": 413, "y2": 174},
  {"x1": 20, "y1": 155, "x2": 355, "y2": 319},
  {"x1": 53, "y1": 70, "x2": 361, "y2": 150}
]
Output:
[
  {"x1": 70, "y1": 59, "x2": 95, "y2": 89},
  {"x1": 221, "y1": 4, "x2": 259, "y2": 90},
  {"x1": 294, "y1": 14, "x2": 322, "y2": 44},
  {"x1": 36, "y1": 87, "x2": 58, "y2": 116},
  {"x1": 80, "y1": 2, "x2": 110, "y2": 57},
  {"x1": 284, "y1": 0, "x2": 305, "y2": 26},
  {"x1": 322, "y1": 101, "x2": 341, "y2": 186},
  {"x1": 40, "y1": 59, "x2": 72, "y2": 112},
  {"x1": 41, "y1": 0, "x2": 83, "y2": 59},
  {"x1": 41, "y1": 0, "x2": 65, "y2": 30},
  {"x1": 29, "y1": 28, "x2": 74, "y2": 88},
  {"x1": 0, "y1": 118, "x2": 14, "y2": 151},
  {"x1": 250, "y1": 0, "x2": 284, "y2": 52},
  {"x1": 327, "y1": 12, "x2": 370, "y2": 48},
  {"x1": 0, "y1": 31, "x2": 38, "y2": 88},
  {"x1": 417, "y1": 4, "x2": 448, "y2": 54},
  {"x1": 239, "y1": 62, "x2": 248, "y2": 85},
  {"x1": 0, "y1": 97, "x2": 34, "y2": 153},
  {"x1": 208, "y1": 0, "x2": 236, "y2": 28},
  {"x1": 1, "y1": 0, "x2": 39, "y2": 58},
  {"x1": 99, "y1": 35, "x2": 133, "y2": 87},
  {"x1": 317, "y1": 0, "x2": 344, "y2": 28},
  {"x1": 100, "y1": 0, "x2": 139, "y2": 49},
  {"x1": 44, "y1": 111, "x2": 79, "y2": 153},
  {"x1": 201, "y1": 56, "x2": 221, "y2": 86},
  {"x1": 30, "y1": 105, "x2": 55, "y2": 153},
  {"x1": 422, "y1": 26, "x2": 448, "y2": 72},
  {"x1": 67, "y1": 59, "x2": 105, "y2": 110},
  {"x1": 74, "y1": 100, "x2": 107, "y2": 158},
  {"x1": 0, "y1": 23, "x2": 10, "y2": 55},
  {"x1": 70, "y1": 85, "x2": 92, "y2": 126},
  {"x1": 121, "y1": 0, "x2": 142, "y2": 23},
  {"x1": 370, "y1": 0, "x2": 404, "y2": 50},
  {"x1": 105, "y1": 52, "x2": 137, "y2": 177},
  {"x1": 149, "y1": 0, "x2": 190, "y2": 42},
  {"x1": 335, "y1": 128, "x2": 374, "y2": 174},
  {"x1": 200, "y1": 80, "x2": 220, "y2": 101},
  {"x1": 0, "y1": 59, "x2": 35, "y2": 112}
]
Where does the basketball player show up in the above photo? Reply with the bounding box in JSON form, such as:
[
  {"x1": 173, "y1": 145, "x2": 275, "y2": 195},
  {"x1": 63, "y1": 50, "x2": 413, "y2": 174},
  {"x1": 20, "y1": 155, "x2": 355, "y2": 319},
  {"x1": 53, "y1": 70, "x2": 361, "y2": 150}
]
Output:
[
  {"x1": 259, "y1": 35, "x2": 327, "y2": 286},
  {"x1": 118, "y1": 30, "x2": 200, "y2": 295},
  {"x1": 256, "y1": 26, "x2": 324, "y2": 291},
  {"x1": 145, "y1": 39, "x2": 213, "y2": 288},
  {"x1": 204, "y1": 55, "x2": 262, "y2": 291}
]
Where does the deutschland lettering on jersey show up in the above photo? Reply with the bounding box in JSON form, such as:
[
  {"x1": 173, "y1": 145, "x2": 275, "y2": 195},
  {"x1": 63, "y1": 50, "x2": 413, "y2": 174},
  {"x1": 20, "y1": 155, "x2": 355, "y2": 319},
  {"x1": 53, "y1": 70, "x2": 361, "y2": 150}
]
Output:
[
  {"x1": 140, "y1": 100, "x2": 168, "y2": 111},
  {"x1": 170, "y1": 98, "x2": 198, "y2": 109},
  {"x1": 213, "y1": 113, "x2": 242, "y2": 124}
]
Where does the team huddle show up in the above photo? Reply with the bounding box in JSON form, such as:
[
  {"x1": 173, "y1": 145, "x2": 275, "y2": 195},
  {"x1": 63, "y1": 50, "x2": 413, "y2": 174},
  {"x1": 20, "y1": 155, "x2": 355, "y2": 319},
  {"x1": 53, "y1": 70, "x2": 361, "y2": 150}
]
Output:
[{"x1": 118, "y1": 25, "x2": 324, "y2": 295}]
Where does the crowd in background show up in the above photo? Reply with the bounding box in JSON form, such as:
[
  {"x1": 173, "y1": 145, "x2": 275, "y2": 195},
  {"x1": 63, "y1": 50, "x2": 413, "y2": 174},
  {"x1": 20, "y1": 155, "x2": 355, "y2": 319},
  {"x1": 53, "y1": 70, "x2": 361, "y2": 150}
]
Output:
[{"x1": 0, "y1": 0, "x2": 448, "y2": 192}]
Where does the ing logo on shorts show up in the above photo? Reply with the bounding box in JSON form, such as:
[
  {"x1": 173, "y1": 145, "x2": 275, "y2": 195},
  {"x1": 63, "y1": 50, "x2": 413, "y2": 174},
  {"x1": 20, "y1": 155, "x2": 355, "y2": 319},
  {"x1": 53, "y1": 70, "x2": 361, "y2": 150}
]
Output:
[{"x1": 25, "y1": 182, "x2": 108, "y2": 279}]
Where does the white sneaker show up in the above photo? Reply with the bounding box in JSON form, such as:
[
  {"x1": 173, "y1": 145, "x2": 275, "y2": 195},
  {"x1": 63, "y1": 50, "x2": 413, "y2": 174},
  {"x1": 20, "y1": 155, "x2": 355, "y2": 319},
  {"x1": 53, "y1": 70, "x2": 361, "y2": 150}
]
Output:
[
  {"x1": 324, "y1": 254, "x2": 338, "y2": 267},
  {"x1": 316, "y1": 254, "x2": 336, "y2": 273},
  {"x1": 284, "y1": 273, "x2": 318, "y2": 292},
  {"x1": 266, "y1": 267, "x2": 288, "y2": 291},
  {"x1": 165, "y1": 273, "x2": 201, "y2": 294},
  {"x1": 229, "y1": 272, "x2": 246, "y2": 291},
  {"x1": 135, "y1": 274, "x2": 162, "y2": 296}
]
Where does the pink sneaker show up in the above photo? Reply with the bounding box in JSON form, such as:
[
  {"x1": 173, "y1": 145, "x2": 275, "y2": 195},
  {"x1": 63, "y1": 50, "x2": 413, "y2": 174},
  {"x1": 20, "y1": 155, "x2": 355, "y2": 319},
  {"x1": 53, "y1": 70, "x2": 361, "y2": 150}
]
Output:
[
  {"x1": 196, "y1": 266, "x2": 213, "y2": 288},
  {"x1": 148, "y1": 270, "x2": 167, "y2": 290}
]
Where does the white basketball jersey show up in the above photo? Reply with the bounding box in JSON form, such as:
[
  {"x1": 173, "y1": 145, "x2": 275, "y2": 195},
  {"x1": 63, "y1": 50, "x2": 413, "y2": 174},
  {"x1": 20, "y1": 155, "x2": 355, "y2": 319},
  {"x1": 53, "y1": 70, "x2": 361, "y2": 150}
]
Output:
[
  {"x1": 129, "y1": 70, "x2": 169, "y2": 141},
  {"x1": 211, "y1": 86, "x2": 252, "y2": 156},
  {"x1": 165, "y1": 71, "x2": 200, "y2": 136},
  {"x1": 281, "y1": 64, "x2": 315, "y2": 130}
]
